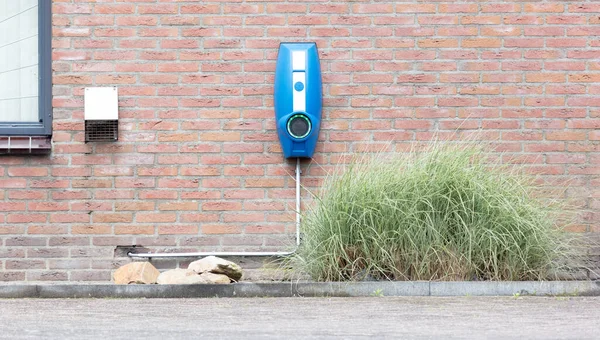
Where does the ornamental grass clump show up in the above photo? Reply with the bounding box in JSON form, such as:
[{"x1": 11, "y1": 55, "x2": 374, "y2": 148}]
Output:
[{"x1": 293, "y1": 142, "x2": 578, "y2": 281}]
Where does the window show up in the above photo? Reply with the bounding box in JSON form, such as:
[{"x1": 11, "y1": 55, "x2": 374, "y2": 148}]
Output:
[{"x1": 0, "y1": 0, "x2": 51, "y2": 141}]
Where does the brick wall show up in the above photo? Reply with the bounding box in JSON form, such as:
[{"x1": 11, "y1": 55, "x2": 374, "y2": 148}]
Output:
[{"x1": 1, "y1": 0, "x2": 600, "y2": 282}]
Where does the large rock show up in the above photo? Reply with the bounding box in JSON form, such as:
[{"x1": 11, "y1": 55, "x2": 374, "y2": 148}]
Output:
[
  {"x1": 157, "y1": 269, "x2": 205, "y2": 284},
  {"x1": 157, "y1": 268, "x2": 231, "y2": 284},
  {"x1": 188, "y1": 256, "x2": 242, "y2": 281},
  {"x1": 157, "y1": 268, "x2": 190, "y2": 284},
  {"x1": 198, "y1": 272, "x2": 231, "y2": 284},
  {"x1": 113, "y1": 262, "x2": 160, "y2": 284}
]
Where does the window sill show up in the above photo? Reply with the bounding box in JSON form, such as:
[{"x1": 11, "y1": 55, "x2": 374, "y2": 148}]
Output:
[{"x1": 0, "y1": 136, "x2": 51, "y2": 155}]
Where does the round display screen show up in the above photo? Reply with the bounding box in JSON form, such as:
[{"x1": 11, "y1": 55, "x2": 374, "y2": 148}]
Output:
[{"x1": 287, "y1": 114, "x2": 311, "y2": 139}]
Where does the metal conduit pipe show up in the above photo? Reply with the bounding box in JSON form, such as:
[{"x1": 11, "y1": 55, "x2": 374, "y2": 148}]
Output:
[{"x1": 128, "y1": 158, "x2": 302, "y2": 259}]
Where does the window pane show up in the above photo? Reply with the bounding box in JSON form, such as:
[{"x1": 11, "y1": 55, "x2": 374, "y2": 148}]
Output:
[{"x1": 0, "y1": 0, "x2": 39, "y2": 122}]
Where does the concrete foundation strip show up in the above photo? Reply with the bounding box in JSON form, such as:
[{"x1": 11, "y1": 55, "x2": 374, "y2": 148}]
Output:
[{"x1": 0, "y1": 281, "x2": 599, "y2": 298}]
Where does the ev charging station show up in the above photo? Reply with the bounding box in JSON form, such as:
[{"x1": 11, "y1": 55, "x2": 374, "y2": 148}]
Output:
[
  {"x1": 274, "y1": 42, "x2": 322, "y2": 159},
  {"x1": 273, "y1": 42, "x2": 322, "y2": 250}
]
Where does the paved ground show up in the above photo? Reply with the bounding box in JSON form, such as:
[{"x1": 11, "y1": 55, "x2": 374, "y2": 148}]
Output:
[{"x1": 1, "y1": 297, "x2": 599, "y2": 339}]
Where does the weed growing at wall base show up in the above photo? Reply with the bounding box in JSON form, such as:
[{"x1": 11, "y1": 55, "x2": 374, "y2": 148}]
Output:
[{"x1": 292, "y1": 142, "x2": 581, "y2": 282}]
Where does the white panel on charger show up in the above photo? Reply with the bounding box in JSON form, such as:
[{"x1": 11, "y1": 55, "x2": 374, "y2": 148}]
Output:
[
  {"x1": 292, "y1": 51, "x2": 306, "y2": 71},
  {"x1": 292, "y1": 72, "x2": 306, "y2": 112}
]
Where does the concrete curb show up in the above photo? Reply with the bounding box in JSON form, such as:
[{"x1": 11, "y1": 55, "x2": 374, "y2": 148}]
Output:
[{"x1": 1, "y1": 281, "x2": 599, "y2": 298}]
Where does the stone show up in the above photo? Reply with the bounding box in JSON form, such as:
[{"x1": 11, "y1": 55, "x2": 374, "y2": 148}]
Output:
[
  {"x1": 157, "y1": 268, "x2": 189, "y2": 284},
  {"x1": 157, "y1": 269, "x2": 206, "y2": 284},
  {"x1": 198, "y1": 272, "x2": 231, "y2": 284},
  {"x1": 188, "y1": 256, "x2": 243, "y2": 281},
  {"x1": 157, "y1": 269, "x2": 231, "y2": 284},
  {"x1": 113, "y1": 262, "x2": 160, "y2": 284}
]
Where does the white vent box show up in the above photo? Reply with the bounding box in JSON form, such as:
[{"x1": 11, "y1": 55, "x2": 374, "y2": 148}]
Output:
[{"x1": 84, "y1": 87, "x2": 118, "y2": 142}]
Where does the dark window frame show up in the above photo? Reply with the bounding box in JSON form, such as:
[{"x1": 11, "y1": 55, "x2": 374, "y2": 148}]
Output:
[{"x1": 0, "y1": 0, "x2": 52, "y2": 136}]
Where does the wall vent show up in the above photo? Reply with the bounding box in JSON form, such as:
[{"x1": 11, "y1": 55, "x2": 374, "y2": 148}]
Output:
[
  {"x1": 84, "y1": 87, "x2": 119, "y2": 142},
  {"x1": 85, "y1": 120, "x2": 118, "y2": 142}
]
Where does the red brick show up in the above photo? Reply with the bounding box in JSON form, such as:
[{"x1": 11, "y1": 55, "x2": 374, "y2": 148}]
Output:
[
  {"x1": 72, "y1": 226, "x2": 112, "y2": 235},
  {"x1": 8, "y1": 168, "x2": 48, "y2": 177},
  {"x1": 180, "y1": 4, "x2": 220, "y2": 14},
  {"x1": 158, "y1": 225, "x2": 199, "y2": 235},
  {"x1": 116, "y1": 16, "x2": 157, "y2": 26},
  {"x1": 201, "y1": 225, "x2": 243, "y2": 235},
  {"x1": 50, "y1": 214, "x2": 91, "y2": 223},
  {"x1": 9, "y1": 191, "x2": 47, "y2": 200},
  {"x1": 95, "y1": 4, "x2": 134, "y2": 14},
  {"x1": 180, "y1": 213, "x2": 220, "y2": 223},
  {"x1": 203, "y1": 201, "x2": 242, "y2": 211},
  {"x1": 6, "y1": 260, "x2": 46, "y2": 270},
  {"x1": 569, "y1": 4, "x2": 600, "y2": 12},
  {"x1": 524, "y1": 3, "x2": 564, "y2": 12},
  {"x1": 0, "y1": 179, "x2": 24, "y2": 189},
  {"x1": 114, "y1": 225, "x2": 155, "y2": 235},
  {"x1": 158, "y1": 202, "x2": 198, "y2": 211},
  {"x1": 136, "y1": 213, "x2": 177, "y2": 223},
  {"x1": 93, "y1": 213, "x2": 133, "y2": 223},
  {"x1": 546, "y1": 131, "x2": 587, "y2": 141},
  {"x1": 53, "y1": 4, "x2": 91, "y2": 14},
  {"x1": 462, "y1": 38, "x2": 502, "y2": 48},
  {"x1": 244, "y1": 202, "x2": 285, "y2": 211}
]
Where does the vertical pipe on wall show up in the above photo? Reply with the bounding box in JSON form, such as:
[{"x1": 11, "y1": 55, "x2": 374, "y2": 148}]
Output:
[{"x1": 295, "y1": 157, "x2": 301, "y2": 247}]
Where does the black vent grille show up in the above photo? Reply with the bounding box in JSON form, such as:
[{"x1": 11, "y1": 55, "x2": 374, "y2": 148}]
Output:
[{"x1": 85, "y1": 120, "x2": 118, "y2": 142}]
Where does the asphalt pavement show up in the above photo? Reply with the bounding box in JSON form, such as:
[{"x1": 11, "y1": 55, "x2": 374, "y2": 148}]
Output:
[{"x1": 1, "y1": 297, "x2": 599, "y2": 339}]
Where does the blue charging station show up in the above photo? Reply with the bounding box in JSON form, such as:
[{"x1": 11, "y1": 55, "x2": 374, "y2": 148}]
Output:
[{"x1": 274, "y1": 42, "x2": 322, "y2": 159}]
